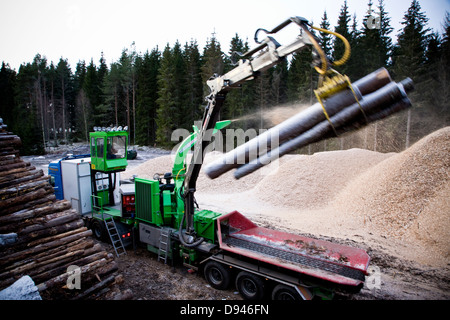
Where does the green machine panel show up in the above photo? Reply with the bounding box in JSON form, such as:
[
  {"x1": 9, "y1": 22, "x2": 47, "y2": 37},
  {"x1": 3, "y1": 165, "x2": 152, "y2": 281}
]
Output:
[
  {"x1": 135, "y1": 178, "x2": 160, "y2": 224},
  {"x1": 194, "y1": 209, "x2": 221, "y2": 243}
]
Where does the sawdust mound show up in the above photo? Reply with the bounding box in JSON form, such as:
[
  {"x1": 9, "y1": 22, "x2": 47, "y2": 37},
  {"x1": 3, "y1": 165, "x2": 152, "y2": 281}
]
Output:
[
  {"x1": 122, "y1": 127, "x2": 449, "y2": 266},
  {"x1": 122, "y1": 154, "x2": 175, "y2": 180},
  {"x1": 333, "y1": 127, "x2": 450, "y2": 255},
  {"x1": 252, "y1": 149, "x2": 393, "y2": 210}
]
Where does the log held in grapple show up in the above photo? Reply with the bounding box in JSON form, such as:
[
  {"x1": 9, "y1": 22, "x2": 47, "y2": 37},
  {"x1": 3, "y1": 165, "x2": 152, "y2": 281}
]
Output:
[{"x1": 204, "y1": 69, "x2": 414, "y2": 180}]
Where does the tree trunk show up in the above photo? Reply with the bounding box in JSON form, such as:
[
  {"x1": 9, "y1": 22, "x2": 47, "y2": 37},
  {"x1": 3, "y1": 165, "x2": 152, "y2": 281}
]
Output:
[{"x1": 405, "y1": 108, "x2": 411, "y2": 149}]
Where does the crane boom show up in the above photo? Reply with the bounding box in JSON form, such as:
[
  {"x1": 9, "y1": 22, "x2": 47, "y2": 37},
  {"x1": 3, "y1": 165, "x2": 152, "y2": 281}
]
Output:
[{"x1": 181, "y1": 16, "x2": 324, "y2": 246}]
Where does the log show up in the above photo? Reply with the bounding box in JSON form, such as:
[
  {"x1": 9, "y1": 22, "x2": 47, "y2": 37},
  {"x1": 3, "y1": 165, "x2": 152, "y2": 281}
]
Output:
[
  {"x1": 16, "y1": 209, "x2": 80, "y2": 235},
  {"x1": 0, "y1": 134, "x2": 20, "y2": 141},
  {"x1": 0, "y1": 157, "x2": 21, "y2": 167},
  {"x1": 0, "y1": 228, "x2": 91, "y2": 265},
  {"x1": 36, "y1": 257, "x2": 110, "y2": 292},
  {"x1": 14, "y1": 219, "x2": 85, "y2": 245},
  {"x1": 0, "y1": 177, "x2": 49, "y2": 200},
  {"x1": 0, "y1": 194, "x2": 56, "y2": 216},
  {"x1": 0, "y1": 165, "x2": 36, "y2": 179},
  {"x1": 27, "y1": 227, "x2": 90, "y2": 248},
  {"x1": 0, "y1": 188, "x2": 53, "y2": 213},
  {"x1": 31, "y1": 246, "x2": 107, "y2": 284},
  {"x1": 0, "y1": 200, "x2": 71, "y2": 228},
  {"x1": 0, "y1": 208, "x2": 78, "y2": 234},
  {"x1": 0, "y1": 166, "x2": 39, "y2": 183},
  {"x1": 0, "y1": 238, "x2": 93, "y2": 273},
  {"x1": 0, "y1": 148, "x2": 19, "y2": 158},
  {"x1": 70, "y1": 274, "x2": 116, "y2": 300},
  {"x1": 0, "y1": 169, "x2": 44, "y2": 189},
  {"x1": 27, "y1": 243, "x2": 103, "y2": 280},
  {"x1": 233, "y1": 79, "x2": 413, "y2": 179},
  {"x1": 0, "y1": 161, "x2": 30, "y2": 173},
  {"x1": 0, "y1": 240, "x2": 96, "y2": 281},
  {"x1": 0, "y1": 136, "x2": 21, "y2": 148},
  {"x1": 204, "y1": 68, "x2": 392, "y2": 179}
]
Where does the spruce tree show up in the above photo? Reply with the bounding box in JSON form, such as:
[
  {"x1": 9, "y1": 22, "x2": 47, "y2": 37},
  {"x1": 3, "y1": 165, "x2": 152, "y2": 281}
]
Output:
[
  {"x1": 391, "y1": 0, "x2": 430, "y2": 82},
  {"x1": 286, "y1": 47, "x2": 314, "y2": 103},
  {"x1": 318, "y1": 11, "x2": 332, "y2": 59},
  {"x1": 332, "y1": 0, "x2": 352, "y2": 75},
  {"x1": 135, "y1": 48, "x2": 160, "y2": 146},
  {"x1": 183, "y1": 40, "x2": 203, "y2": 125},
  {"x1": 156, "y1": 43, "x2": 188, "y2": 147},
  {"x1": 359, "y1": 0, "x2": 393, "y2": 74},
  {"x1": 391, "y1": 0, "x2": 431, "y2": 149},
  {"x1": 223, "y1": 33, "x2": 251, "y2": 120},
  {"x1": 0, "y1": 62, "x2": 17, "y2": 130},
  {"x1": 201, "y1": 34, "x2": 224, "y2": 97}
]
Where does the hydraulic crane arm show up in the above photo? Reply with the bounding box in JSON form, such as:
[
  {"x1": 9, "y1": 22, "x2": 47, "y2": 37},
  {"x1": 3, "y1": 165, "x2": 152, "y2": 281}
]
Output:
[{"x1": 180, "y1": 16, "x2": 329, "y2": 246}]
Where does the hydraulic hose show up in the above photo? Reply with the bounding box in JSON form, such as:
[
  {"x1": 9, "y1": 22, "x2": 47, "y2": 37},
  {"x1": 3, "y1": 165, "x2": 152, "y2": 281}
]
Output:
[{"x1": 178, "y1": 212, "x2": 204, "y2": 248}]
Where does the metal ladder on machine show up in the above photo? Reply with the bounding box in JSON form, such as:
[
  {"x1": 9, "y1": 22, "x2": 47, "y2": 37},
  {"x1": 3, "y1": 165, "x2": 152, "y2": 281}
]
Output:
[
  {"x1": 105, "y1": 218, "x2": 127, "y2": 257},
  {"x1": 158, "y1": 228, "x2": 171, "y2": 264}
]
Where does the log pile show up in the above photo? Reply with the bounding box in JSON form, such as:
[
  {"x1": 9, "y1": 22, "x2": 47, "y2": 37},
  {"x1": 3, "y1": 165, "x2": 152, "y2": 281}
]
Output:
[{"x1": 0, "y1": 118, "x2": 125, "y2": 300}]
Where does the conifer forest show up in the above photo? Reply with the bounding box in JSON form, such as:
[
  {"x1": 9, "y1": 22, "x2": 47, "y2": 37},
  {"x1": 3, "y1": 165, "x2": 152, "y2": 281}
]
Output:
[{"x1": 0, "y1": 0, "x2": 449, "y2": 155}]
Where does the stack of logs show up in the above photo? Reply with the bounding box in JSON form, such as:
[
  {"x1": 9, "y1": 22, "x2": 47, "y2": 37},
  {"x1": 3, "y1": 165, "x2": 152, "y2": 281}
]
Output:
[{"x1": 0, "y1": 118, "x2": 128, "y2": 300}]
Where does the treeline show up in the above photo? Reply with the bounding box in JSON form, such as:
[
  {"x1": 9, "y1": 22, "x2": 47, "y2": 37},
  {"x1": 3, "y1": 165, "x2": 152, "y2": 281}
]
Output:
[{"x1": 0, "y1": 0, "x2": 448, "y2": 155}]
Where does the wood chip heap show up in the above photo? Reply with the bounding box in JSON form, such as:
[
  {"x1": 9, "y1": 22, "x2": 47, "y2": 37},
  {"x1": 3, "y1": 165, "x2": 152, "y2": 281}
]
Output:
[{"x1": 0, "y1": 118, "x2": 124, "y2": 300}]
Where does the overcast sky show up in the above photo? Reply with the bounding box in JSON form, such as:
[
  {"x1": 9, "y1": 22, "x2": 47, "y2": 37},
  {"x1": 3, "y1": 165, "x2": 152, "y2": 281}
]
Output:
[{"x1": 1, "y1": 0, "x2": 449, "y2": 71}]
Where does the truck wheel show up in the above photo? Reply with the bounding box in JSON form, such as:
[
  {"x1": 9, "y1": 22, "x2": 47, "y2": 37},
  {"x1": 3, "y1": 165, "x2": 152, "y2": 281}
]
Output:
[
  {"x1": 236, "y1": 271, "x2": 265, "y2": 300},
  {"x1": 91, "y1": 220, "x2": 106, "y2": 241},
  {"x1": 204, "y1": 261, "x2": 231, "y2": 290},
  {"x1": 271, "y1": 284, "x2": 301, "y2": 300}
]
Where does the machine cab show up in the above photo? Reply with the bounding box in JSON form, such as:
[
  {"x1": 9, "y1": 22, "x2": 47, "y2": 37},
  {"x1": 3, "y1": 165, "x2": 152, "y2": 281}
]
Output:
[
  {"x1": 89, "y1": 127, "x2": 130, "y2": 213},
  {"x1": 90, "y1": 127, "x2": 128, "y2": 173}
]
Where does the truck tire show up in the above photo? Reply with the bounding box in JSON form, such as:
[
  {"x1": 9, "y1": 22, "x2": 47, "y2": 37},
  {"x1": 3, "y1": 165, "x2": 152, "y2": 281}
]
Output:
[
  {"x1": 204, "y1": 261, "x2": 231, "y2": 290},
  {"x1": 271, "y1": 284, "x2": 301, "y2": 300},
  {"x1": 91, "y1": 220, "x2": 106, "y2": 241},
  {"x1": 235, "y1": 271, "x2": 265, "y2": 300}
]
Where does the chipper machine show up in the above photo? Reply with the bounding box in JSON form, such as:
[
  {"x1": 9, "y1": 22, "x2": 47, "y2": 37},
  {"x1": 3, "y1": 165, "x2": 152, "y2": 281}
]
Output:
[
  {"x1": 52, "y1": 16, "x2": 414, "y2": 300},
  {"x1": 130, "y1": 17, "x2": 414, "y2": 300}
]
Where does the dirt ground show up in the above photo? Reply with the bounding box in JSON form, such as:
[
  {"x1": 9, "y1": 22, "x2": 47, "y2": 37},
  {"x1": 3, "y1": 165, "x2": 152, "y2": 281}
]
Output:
[{"x1": 25, "y1": 128, "x2": 450, "y2": 300}]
